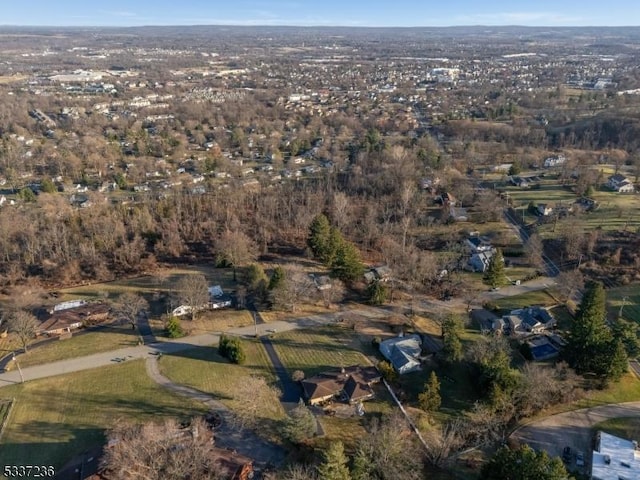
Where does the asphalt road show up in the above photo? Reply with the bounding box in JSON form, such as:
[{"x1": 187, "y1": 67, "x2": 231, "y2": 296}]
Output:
[{"x1": 0, "y1": 307, "x2": 384, "y2": 387}]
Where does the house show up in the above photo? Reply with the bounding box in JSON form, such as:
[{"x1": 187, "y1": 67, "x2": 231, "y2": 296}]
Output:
[
  {"x1": 379, "y1": 334, "x2": 422, "y2": 374},
  {"x1": 509, "y1": 176, "x2": 530, "y2": 188},
  {"x1": 591, "y1": 431, "x2": 640, "y2": 480},
  {"x1": 607, "y1": 174, "x2": 635, "y2": 193},
  {"x1": 208, "y1": 285, "x2": 232, "y2": 309},
  {"x1": 537, "y1": 204, "x2": 553, "y2": 216},
  {"x1": 543, "y1": 154, "x2": 566, "y2": 168},
  {"x1": 501, "y1": 306, "x2": 555, "y2": 335},
  {"x1": 38, "y1": 302, "x2": 110, "y2": 336},
  {"x1": 301, "y1": 366, "x2": 381, "y2": 405},
  {"x1": 466, "y1": 236, "x2": 492, "y2": 254},
  {"x1": 469, "y1": 250, "x2": 495, "y2": 273},
  {"x1": 363, "y1": 265, "x2": 392, "y2": 283}
]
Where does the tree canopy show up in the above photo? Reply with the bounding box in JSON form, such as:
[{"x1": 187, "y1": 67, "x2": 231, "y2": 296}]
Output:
[{"x1": 480, "y1": 445, "x2": 571, "y2": 480}]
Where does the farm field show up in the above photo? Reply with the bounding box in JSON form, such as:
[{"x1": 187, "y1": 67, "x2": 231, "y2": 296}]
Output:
[{"x1": 0, "y1": 360, "x2": 206, "y2": 472}]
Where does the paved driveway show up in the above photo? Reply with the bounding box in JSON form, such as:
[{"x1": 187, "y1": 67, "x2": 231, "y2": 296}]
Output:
[{"x1": 511, "y1": 401, "x2": 640, "y2": 472}]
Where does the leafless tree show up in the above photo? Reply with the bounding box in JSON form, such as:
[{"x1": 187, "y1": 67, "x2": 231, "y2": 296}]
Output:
[
  {"x1": 101, "y1": 417, "x2": 224, "y2": 480},
  {"x1": 8, "y1": 311, "x2": 39, "y2": 352},
  {"x1": 319, "y1": 278, "x2": 346, "y2": 308},
  {"x1": 214, "y1": 229, "x2": 258, "y2": 281},
  {"x1": 524, "y1": 233, "x2": 544, "y2": 271},
  {"x1": 115, "y1": 292, "x2": 149, "y2": 330},
  {"x1": 231, "y1": 375, "x2": 281, "y2": 429},
  {"x1": 175, "y1": 274, "x2": 210, "y2": 320},
  {"x1": 556, "y1": 269, "x2": 585, "y2": 304},
  {"x1": 270, "y1": 266, "x2": 316, "y2": 312},
  {"x1": 423, "y1": 418, "x2": 465, "y2": 467}
]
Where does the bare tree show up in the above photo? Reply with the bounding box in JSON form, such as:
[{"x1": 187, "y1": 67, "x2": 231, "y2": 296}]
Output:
[
  {"x1": 101, "y1": 417, "x2": 224, "y2": 480},
  {"x1": 214, "y1": 230, "x2": 257, "y2": 281},
  {"x1": 231, "y1": 375, "x2": 281, "y2": 429},
  {"x1": 115, "y1": 292, "x2": 149, "y2": 330},
  {"x1": 556, "y1": 269, "x2": 584, "y2": 304},
  {"x1": 175, "y1": 274, "x2": 210, "y2": 320},
  {"x1": 423, "y1": 419, "x2": 465, "y2": 468},
  {"x1": 319, "y1": 278, "x2": 346, "y2": 308},
  {"x1": 8, "y1": 311, "x2": 39, "y2": 352},
  {"x1": 270, "y1": 266, "x2": 316, "y2": 312},
  {"x1": 524, "y1": 234, "x2": 544, "y2": 271}
]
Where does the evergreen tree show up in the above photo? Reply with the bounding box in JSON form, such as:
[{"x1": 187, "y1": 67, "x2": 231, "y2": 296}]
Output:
[
  {"x1": 317, "y1": 441, "x2": 352, "y2": 480},
  {"x1": 565, "y1": 281, "x2": 621, "y2": 378},
  {"x1": 480, "y1": 445, "x2": 571, "y2": 480},
  {"x1": 307, "y1": 214, "x2": 332, "y2": 262},
  {"x1": 282, "y1": 399, "x2": 317, "y2": 444},
  {"x1": 442, "y1": 314, "x2": 463, "y2": 363},
  {"x1": 268, "y1": 266, "x2": 285, "y2": 290},
  {"x1": 367, "y1": 280, "x2": 388, "y2": 305},
  {"x1": 331, "y1": 239, "x2": 364, "y2": 282},
  {"x1": 418, "y1": 371, "x2": 441, "y2": 412},
  {"x1": 484, "y1": 248, "x2": 506, "y2": 288}
]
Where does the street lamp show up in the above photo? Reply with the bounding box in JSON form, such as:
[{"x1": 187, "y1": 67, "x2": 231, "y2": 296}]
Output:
[{"x1": 12, "y1": 352, "x2": 24, "y2": 383}]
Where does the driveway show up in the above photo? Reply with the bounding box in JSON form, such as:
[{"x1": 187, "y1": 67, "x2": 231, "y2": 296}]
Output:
[{"x1": 511, "y1": 401, "x2": 640, "y2": 472}]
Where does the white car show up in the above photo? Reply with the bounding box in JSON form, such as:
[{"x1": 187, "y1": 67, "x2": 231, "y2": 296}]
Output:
[{"x1": 576, "y1": 451, "x2": 585, "y2": 467}]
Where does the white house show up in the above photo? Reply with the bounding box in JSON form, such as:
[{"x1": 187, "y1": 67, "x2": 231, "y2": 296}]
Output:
[
  {"x1": 607, "y1": 174, "x2": 635, "y2": 193},
  {"x1": 543, "y1": 154, "x2": 566, "y2": 168},
  {"x1": 591, "y1": 431, "x2": 640, "y2": 480}
]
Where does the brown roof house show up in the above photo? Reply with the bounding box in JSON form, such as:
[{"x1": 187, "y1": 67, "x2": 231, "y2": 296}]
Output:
[
  {"x1": 301, "y1": 366, "x2": 381, "y2": 406},
  {"x1": 38, "y1": 302, "x2": 110, "y2": 336}
]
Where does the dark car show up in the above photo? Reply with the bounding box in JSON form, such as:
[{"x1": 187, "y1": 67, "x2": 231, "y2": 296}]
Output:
[{"x1": 562, "y1": 446, "x2": 572, "y2": 463}]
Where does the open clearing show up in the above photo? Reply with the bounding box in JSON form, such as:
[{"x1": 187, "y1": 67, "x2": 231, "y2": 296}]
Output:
[
  {"x1": 0, "y1": 360, "x2": 206, "y2": 471},
  {"x1": 158, "y1": 340, "x2": 285, "y2": 426}
]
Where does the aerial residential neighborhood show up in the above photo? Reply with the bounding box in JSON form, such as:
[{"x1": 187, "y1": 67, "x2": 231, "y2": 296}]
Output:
[{"x1": 0, "y1": 2, "x2": 640, "y2": 480}]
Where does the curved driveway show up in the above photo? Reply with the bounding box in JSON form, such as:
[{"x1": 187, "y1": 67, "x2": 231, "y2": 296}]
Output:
[{"x1": 511, "y1": 401, "x2": 640, "y2": 464}]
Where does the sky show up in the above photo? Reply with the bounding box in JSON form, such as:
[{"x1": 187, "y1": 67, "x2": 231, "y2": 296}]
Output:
[{"x1": 1, "y1": 0, "x2": 639, "y2": 27}]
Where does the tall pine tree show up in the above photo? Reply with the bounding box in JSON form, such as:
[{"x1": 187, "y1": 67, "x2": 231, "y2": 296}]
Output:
[
  {"x1": 418, "y1": 371, "x2": 442, "y2": 412},
  {"x1": 484, "y1": 248, "x2": 506, "y2": 288},
  {"x1": 316, "y1": 441, "x2": 352, "y2": 480},
  {"x1": 307, "y1": 214, "x2": 332, "y2": 262}
]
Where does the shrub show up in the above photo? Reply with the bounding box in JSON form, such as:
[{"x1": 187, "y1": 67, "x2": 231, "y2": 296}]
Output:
[
  {"x1": 377, "y1": 360, "x2": 397, "y2": 383},
  {"x1": 165, "y1": 316, "x2": 184, "y2": 338},
  {"x1": 218, "y1": 334, "x2": 245, "y2": 364}
]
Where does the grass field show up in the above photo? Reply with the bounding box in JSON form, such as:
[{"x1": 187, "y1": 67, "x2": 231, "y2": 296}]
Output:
[
  {"x1": 5, "y1": 325, "x2": 139, "y2": 371},
  {"x1": 158, "y1": 340, "x2": 285, "y2": 425},
  {"x1": 270, "y1": 325, "x2": 374, "y2": 376},
  {"x1": 592, "y1": 417, "x2": 640, "y2": 441},
  {"x1": 0, "y1": 360, "x2": 206, "y2": 471},
  {"x1": 606, "y1": 283, "x2": 640, "y2": 324},
  {"x1": 184, "y1": 309, "x2": 254, "y2": 335},
  {"x1": 494, "y1": 289, "x2": 560, "y2": 311}
]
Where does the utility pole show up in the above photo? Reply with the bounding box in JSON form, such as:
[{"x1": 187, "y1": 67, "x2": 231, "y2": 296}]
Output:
[{"x1": 12, "y1": 352, "x2": 24, "y2": 383}]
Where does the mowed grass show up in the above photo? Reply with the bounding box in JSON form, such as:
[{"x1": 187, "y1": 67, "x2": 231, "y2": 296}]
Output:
[
  {"x1": 606, "y1": 283, "x2": 640, "y2": 324},
  {"x1": 270, "y1": 326, "x2": 373, "y2": 376},
  {"x1": 592, "y1": 417, "x2": 640, "y2": 440},
  {"x1": 185, "y1": 310, "x2": 254, "y2": 335},
  {"x1": 158, "y1": 340, "x2": 285, "y2": 423},
  {"x1": 6, "y1": 325, "x2": 138, "y2": 371},
  {"x1": 0, "y1": 360, "x2": 206, "y2": 471},
  {"x1": 494, "y1": 289, "x2": 560, "y2": 310}
]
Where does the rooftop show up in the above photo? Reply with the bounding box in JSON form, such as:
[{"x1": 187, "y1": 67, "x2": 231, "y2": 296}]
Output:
[{"x1": 592, "y1": 431, "x2": 640, "y2": 480}]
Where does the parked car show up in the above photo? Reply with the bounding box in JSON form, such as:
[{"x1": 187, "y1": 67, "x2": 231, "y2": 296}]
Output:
[
  {"x1": 576, "y1": 451, "x2": 585, "y2": 467},
  {"x1": 562, "y1": 446, "x2": 572, "y2": 463}
]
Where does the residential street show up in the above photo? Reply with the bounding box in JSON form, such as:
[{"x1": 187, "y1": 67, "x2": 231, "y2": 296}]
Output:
[{"x1": 0, "y1": 307, "x2": 385, "y2": 387}]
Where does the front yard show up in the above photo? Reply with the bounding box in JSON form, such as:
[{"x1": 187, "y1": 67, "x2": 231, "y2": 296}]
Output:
[{"x1": 0, "y1": 360, "x2": 206, "y2": 471}]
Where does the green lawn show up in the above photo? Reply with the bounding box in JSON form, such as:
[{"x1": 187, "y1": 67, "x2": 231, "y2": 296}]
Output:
[
  {"x1": 494, "y1": 289, "x2": 559, "y2": 311},
  {"x1": 7, "y1": 325, "x2": 138, "y2": 371},
  {"x1": 606, "y1": 283, "x2": 640, "y2": 324},
  {"x1": 0, "y1": 360, "x2": 206, "y2": 472},
  {"x1": 592, "y1": 417, "x2": 640, "y2": 440},
  {"x1": 270, "y1": 325, "x2": 374, "y2": 377},
  {"x1": 158, "y1": 340, "x2": 285, "y2": 425}
]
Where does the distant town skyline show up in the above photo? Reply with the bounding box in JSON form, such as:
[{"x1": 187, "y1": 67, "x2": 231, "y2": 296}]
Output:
[{"x1": 2, "y1": 0, "x2": 640, "y2": 27}]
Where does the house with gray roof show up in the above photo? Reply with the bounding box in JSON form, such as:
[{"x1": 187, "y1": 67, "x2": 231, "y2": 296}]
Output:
[{"x1": 379, "y1": 334, "x2": 422, "y2": 374}]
